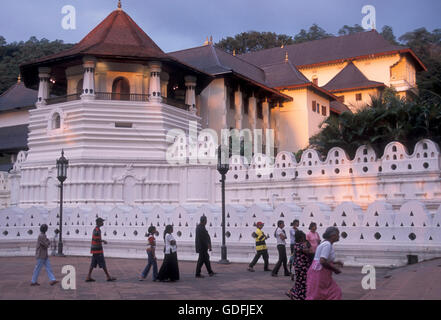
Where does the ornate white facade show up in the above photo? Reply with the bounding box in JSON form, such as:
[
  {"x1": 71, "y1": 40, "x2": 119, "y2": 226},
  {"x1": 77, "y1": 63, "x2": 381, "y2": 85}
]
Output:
[{"x1": 1, "y1": 139, "x2": 441, "y2": 267}]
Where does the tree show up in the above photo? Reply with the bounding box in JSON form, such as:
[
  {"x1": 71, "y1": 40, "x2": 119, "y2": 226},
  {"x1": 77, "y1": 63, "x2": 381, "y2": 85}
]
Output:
[
  {"x1": 216, "y1": 31, "x2": 294, "y2": 55},
  {"x1": 380, "y1": 25, "x2": 399, "y2": 45},
  {"x1": 399, "y1": 28, "x2": 441, "y2": 103},
  {"x1": 0, "y1": 36, "x2": 73, "y2": 94},
  {"x1": 338, "y1": 24, "x2": 364, "y2": 36},
  {"x1": 293, "y1": 24, "x2": 334, "y2": 43},
  {"x1": 309, "y1": 94, "x2": 441, "y2": 158}
]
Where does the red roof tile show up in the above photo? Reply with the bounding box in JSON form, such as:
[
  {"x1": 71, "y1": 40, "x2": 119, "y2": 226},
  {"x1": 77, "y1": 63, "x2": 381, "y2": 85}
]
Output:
[{"x1": 23, "y1": 9, "x2": 167, "y2": 65}]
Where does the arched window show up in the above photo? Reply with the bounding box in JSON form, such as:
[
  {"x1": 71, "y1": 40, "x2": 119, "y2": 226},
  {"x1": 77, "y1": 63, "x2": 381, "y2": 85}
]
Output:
[
  {"x1": 52, "y1": 113, "x2": 61, "y2": 129},
  {"x1": 112, "y1": 77, "x2": 130, "y2": 101}
]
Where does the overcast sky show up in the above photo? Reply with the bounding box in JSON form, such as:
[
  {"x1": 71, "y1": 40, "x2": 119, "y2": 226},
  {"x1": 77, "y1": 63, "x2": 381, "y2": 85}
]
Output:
[{"x1": 1, "y1": 0, "x2": 440, "y2": 52}]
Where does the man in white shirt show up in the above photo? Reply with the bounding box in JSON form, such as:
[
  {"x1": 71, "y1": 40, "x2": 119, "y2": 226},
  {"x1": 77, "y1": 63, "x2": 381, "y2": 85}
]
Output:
[{"x1": 272, "y1": 220, "x2": 290, "y2": 277}]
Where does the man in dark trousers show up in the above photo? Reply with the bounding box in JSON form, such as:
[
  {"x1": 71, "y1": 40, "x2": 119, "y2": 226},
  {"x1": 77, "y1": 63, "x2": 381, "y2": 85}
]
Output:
[
  {"x1": 85, "y1": 217, "x2": 116, "y2": 282},
  {"x1": 195, "y1": 215, "x2": 215, "y2": 278}
]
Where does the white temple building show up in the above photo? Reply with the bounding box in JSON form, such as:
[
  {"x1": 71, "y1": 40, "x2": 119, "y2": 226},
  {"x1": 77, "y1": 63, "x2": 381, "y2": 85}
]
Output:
[{"x1": 0, "y1": 3, "x2": 440, "y2": 267}]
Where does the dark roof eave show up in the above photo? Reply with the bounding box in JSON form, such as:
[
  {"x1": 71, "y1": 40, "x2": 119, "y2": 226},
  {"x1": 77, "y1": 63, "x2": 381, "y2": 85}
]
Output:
[{"x1": 230, "y1": 71, "x2": 292, "y2": 101}]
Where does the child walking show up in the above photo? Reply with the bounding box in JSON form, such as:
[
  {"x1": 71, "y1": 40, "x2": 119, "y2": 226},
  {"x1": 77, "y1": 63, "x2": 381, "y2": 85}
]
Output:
[
  {"x1": 139, "y1": 226, "x2": 159, "y2": 281},
  {"x1": 31, "y1": 224, "x2": 58, "y2": 286}
]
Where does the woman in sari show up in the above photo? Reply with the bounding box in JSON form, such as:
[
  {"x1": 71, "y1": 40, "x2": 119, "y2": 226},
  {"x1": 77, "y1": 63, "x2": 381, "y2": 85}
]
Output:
[
  {"x1": 306, "y1": 226, "x2": 344, "y2": 300},
  {"x1": 286, "y1": 230, "x2": 313, "y2": 300},
  {"x1": 157, "y1": 225, "x2": 180, "y2": 282}
]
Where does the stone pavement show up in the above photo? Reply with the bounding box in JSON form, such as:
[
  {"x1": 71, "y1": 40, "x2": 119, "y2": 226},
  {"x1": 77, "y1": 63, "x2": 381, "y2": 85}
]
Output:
[{"x1": 0, "y1": 256, "x2": 440, "y2": 300}]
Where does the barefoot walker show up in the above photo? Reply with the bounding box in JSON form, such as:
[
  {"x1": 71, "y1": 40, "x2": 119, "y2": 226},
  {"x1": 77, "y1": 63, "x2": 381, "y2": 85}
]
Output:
[{"x1": 85, "y1": 217, "x2": 116, "y2": 282}]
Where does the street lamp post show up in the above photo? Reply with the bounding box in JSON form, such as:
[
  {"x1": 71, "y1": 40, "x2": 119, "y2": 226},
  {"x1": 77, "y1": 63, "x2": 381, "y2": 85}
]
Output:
[
  {"x1": 217, "y1": 145, "x2": 230, "y2": 264},
  {"x1": 56, "y1": 150, "x2": 68, "y2": 257}
]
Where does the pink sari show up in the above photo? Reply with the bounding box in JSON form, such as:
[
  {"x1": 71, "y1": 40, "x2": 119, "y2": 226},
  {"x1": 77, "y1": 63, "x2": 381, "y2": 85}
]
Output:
[{"x1": 306, "y1": 260, "x2": 342, "y2": 300}]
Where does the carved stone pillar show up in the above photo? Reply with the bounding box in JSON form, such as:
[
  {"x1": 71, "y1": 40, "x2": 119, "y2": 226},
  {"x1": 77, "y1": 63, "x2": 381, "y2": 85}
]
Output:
[
  {"x1": 148, "y1": 61, "x2": 162, "y2": 102},
  {"x1": 185, "y1": 75, "x2": 197, "y2": 114},
  {"x1": 36, "y1": 67, "x2": 51, "y2": 107},
  {"x1": 81, "y1": 56, "x2": 96, "y2": 100}
]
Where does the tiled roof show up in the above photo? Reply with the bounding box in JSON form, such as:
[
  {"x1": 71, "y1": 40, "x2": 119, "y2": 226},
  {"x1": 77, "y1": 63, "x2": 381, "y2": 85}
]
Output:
[
  {"x1": 169, "y1": 45, "x2": 291, "y2": 100},
  {"x1": 239, "y1": 30, "x2": 426, "y2": 71},
  {"x1": 24, "y1": 9, "x2": 167, "y2": 64},
  {"x1": 323, "y1": 62, "x2": 385, "y2": 92},
  {"x1": 262, "y1": 61, "x2": 310, "y2": 88},
  {"x1": 169, "y1": 45, "x2": 266, "y2": 83},
  {"x1": 0, "y1": 124, "x2": 28, "y2": 152},
  {"x1": 0, "y1": 82, "x2": 37, "y2": 113}
]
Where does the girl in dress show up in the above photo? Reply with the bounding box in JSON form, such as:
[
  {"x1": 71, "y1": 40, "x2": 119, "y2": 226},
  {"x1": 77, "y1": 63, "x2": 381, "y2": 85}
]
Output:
[
  {"x1": 286, "y1": 230, "x2": 313, "y2": 300},
  {"x1": 306, "y1": 222, "x2": 321, "y2": 254},
  {"x1": 157, "y1": 225, "x2": 180, "y2": 282}
]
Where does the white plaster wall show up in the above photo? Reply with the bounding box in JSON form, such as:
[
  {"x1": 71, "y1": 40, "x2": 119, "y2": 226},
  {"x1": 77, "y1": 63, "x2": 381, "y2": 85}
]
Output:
[
  {"x1": 277, "y1": 88, "x2": 309, "y2": 152},
  {"x1": 0, "y1": 110, "x2": 30, "y2": 127}
]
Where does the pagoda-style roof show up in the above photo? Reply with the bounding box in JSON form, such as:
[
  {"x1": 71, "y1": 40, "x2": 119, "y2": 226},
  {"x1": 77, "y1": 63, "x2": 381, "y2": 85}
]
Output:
[
  {"x1": 20, "y1": 7, "x2": 211, "y2": 92},
  {"x1": 323, "y1": 62, "x2": 386, "y2": 93},
  {"x1": 26, "y1": 9, "x2": 167, "y2": 64}
]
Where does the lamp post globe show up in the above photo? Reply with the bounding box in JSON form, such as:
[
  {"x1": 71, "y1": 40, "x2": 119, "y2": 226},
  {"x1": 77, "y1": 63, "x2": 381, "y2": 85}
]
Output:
[
  {"x1": 56, "y1": 150, "x2": 68, "y2": 257},
  {"x1": 217, "y1": 145, "x2": 230, "y2": 264}
]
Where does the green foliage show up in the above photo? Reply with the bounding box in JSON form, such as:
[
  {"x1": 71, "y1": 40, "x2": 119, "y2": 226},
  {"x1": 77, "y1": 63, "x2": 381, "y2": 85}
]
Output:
[
  {"x1": 309, "y1": 95, "x2": 441, "y2": 159},
  {"x1": 293, "y1": 24, "x2": 334, "y2": 43},
  {"x1": 216, "y1": 31, "x2": 294, "y2": 55},
  {"x1": 0, "y1": 36, "x2": 73, "y2": 94},
  {"x1": 380, "y1": 25, "x2": 399, "y2": 45},
  {"x1": 399, "y1": 28, "x2": 441, "y2": 104},
  {"x1": 338, "y1": 24, "x2": 364, "y2": 36}
]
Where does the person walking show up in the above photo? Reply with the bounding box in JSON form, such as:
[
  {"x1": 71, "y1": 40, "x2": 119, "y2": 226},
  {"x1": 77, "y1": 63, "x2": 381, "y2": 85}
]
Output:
[
  {"x1": 306, "y1": 222, "x2": 321, "y2": 254},
  {"x1": 30, "y1": 224, "x2": 58, "y2": 286},
  {"x1": 139, "y1": 226, "x2": 159, "y2": 281},
  {"x1": 85, "y1": 217, "x2": 116, "y2": 282},
  {"x1": 289, "y1": 219, "x2": 299, "y2": 255},
  {"x1": 306, "y1": 226, "x2": 344, "y2": 300},
  {"x1": 195, "y1": 216, "x2": 215, "y2": 278},
  {"x1": 286, "y1": 230, "x2": 313, "y2": 300},
  {"x1": 247, "y1": 221, "x2": 270, "y2": 272},
  {"x1": 50, "y1": 229, "x2": 59, "y2": 256},
  {"x1": 157, "y1": 225, "x2": 180, "y2": 282},
  {"x1": 272, "y1": 220, "x2": 290, "y2": 277}
]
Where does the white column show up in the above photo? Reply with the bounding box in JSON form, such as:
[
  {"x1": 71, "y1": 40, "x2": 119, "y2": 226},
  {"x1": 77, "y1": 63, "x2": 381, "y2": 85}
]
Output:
[
  {"x1": 36, "y1": 67, "x2": 51, "y2": 107},
  {"x1": 161, "y1": 72, "x2": 169, "y2": 98},
  {"x1": 248, "y1": 93, "x2": 257, "y2": 130},
  {"x1": 185, "y1": 75, "x2": 197, "y2": 114},
  {"x1": 234, "y1": 86, "x2": 243, "y2": 130},
  {"x1": 262, "y1": 97, "x2": 270, "y2": 146},
  {"x1": 263, "y1": 98, "x2": 270, "y2": 130},
  {"x1": 275, "y1": 102, "x2": 282, "y2": 149},
  {"x1": 148, "y1": 61, "x2": 162, "y2": 103},
  {"x1": 81, "y1": 56, "x2": 96, "y2": 100}
]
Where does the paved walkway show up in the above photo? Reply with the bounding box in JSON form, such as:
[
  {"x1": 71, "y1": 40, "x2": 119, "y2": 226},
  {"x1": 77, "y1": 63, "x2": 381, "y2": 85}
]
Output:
[{"x1": 0, "y1": 256, "x2": 440, "y2": 300}]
